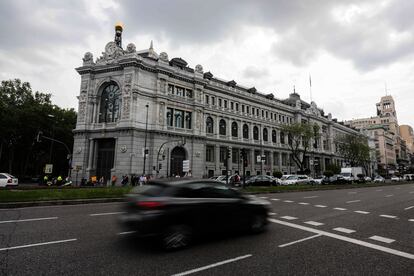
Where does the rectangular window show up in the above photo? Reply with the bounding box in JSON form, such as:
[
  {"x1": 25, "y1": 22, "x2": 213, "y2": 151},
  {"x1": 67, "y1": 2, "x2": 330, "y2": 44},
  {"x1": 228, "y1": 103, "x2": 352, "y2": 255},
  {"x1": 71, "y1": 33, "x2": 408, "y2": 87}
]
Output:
[
  {"x1": 242, "y1": 105, "x2": 245, "y2": 113},
  {"x1": 232, "y1": 148, "x2": 239, "y2": 164},
  {"x1": 279, "y1": 114, "x2": 281, "y2": 121},
  {"x1": 230, "y1": 102, "x2": 234, "y2": 110},
  {"x1": 185, "y1": 111, "x2": 192, "y2": 129},
  {"x1": 167, "y1": 108, "x2": 173, "y2": 126},
  {"x1": 186, "y1": 89, "x2": 193, "y2": 98},
  {"x1": 168, "y1": 84, "x2": 174, "y2": 94},
  {"x1": 224, "y1": 100, "x2": 228, "y2": 108},
  {"x1": 219, "y1": 147, "x2": 227, "y2": 163},
  {"x1": 206, "y1": 145, "x2": 215, "y2": 162},
  {"x1": 219, "y1": 98, "x2": 222, "y2": 107},
  {"x1": 256, "y1": 109, "x2": 259, "y2": 116},
  {"x1": 271, "y1": 113, "x2": 273, "y2": 120},
  {"x1": 282, "y1": 153, "x2": 288, "y2": 166},
  {"x1": 264, "y1": 151, "x2": 270, "y2": 165},
  {"x1": 273, "y1": 152, "x2": 279, "y2": 166},
  {"x1": 174, "y1": 110, "x2": 184, "y2": 128},
  {"x1": 205, "y1": 95, "x2": 209, "y2": 104},
  {"x1": 262, "y1": 110, "x2": 264, "y2": 117},
  {"x1": 176, "y1": 87, "x2": 184, "y2": 97},
  {"x1": 247, "y1": 106, "x2": 250, "y2": 114},
  {"x1": 235, "y1": 103, "x2": 239, "y2": 111},
  {"x1": 252, "y1": 107, "x2": 255, "y2": 115},
  {"x1": 266, "y1": 111, "x2": 268, "y2": 118},
  {"x1": 211, "y1": 97, "x2": 215, "y2": 105},
  {"x1": 254, "y1": 150, "x2": 261, "y2": 164}
]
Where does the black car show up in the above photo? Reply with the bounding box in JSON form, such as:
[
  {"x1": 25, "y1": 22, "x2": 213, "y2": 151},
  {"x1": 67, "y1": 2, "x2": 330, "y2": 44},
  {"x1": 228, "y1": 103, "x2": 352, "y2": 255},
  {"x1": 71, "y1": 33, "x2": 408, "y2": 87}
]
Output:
[
  {"x1": 245, "y1": 175, "x2": 278, "y2": 186},
  {"x1": 119, "y1": 178, "x2": 270, "y2": 250},
  {"x1": 321, "y1": 174, "x2": 347, "y2": 185}
]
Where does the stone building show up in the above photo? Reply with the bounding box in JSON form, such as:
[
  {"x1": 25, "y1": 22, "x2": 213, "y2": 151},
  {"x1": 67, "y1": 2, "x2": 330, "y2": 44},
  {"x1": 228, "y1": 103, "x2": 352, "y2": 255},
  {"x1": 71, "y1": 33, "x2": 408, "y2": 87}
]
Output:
[{"x1": 72, "y1": 25, "x2": 361, "y2": 183}]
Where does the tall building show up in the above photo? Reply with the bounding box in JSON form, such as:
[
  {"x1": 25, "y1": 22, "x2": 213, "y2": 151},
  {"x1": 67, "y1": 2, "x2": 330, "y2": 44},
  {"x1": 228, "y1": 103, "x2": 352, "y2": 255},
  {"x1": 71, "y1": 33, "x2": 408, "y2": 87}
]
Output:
[
  {"x1": 72, "y1": 25, "x2": 363, "y2": 183},
  {"x1": 400, "y1": 125, "x2": 414, "y2": 153},
  {"x1": 345, "y1": 95, "x2": 410, "y2": 175}
]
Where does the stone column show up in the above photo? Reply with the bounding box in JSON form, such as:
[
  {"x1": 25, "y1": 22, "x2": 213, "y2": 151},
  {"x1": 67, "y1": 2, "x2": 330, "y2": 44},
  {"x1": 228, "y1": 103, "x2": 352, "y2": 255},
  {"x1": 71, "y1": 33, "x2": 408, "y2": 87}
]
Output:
[
  {"x1": 215, "y1": 145, "x2": 220, "y2": 175},
  {"x1": 87, "y1": 139, "x2": 95, "y2": 170}
]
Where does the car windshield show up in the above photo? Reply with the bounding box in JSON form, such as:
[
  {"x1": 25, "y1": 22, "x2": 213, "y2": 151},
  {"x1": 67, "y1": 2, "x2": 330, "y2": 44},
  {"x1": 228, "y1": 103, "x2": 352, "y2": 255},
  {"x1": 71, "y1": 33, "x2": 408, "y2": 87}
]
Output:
[
  {"x1": 287, "y1": 176, "x2": 297, "y2": 180},
  {"x1": 341, "y1": 173, "x2": 351, "y2": 177}
]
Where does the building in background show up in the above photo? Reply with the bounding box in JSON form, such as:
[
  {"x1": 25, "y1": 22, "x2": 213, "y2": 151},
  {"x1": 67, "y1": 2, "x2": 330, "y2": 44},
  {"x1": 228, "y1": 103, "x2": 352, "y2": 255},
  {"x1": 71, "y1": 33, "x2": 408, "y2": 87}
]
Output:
[{"x1": 72, "y1": 25, "x2": 364, "y2": 183}]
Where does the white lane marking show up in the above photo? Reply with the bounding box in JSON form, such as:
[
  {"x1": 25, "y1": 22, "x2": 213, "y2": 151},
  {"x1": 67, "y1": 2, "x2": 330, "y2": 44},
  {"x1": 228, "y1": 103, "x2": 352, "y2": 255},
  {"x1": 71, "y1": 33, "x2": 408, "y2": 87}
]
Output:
[
  {"x1": 409, "y1": 219, "x2": 414, "y2": 222},
  {"x1": 280, "y1": 216, "x2": 298, "y2": 220},
  {"x1": 333, "y1": 227, "x2": 355, "y2": 234},
  {"x1": 278, "y1": 234, "x2": 322, "y2": 248},
  {"x1": 385, "y1": 195, "x2": 394, "y2": 197},
  {"x1": 298, "y1": 202, "x2": 310, "y2": 205},
  {"x1": 410, "y1": 191, "x2": 414, "y2": 194},
  {"x1": 304, "y1": 196, "x2": 319, "y2": 199},
  {"x1": 333, "y1": 207, "x2": 347, "y2": 211},
  {"x1": 259, "y1": 197, "x2": 268, "y2": 199},
  {"x1": 0, "y1": 238, "x2": 77, "y2": 252},
  {"x1": 0, "y1": 202, "x2": 122, "y2": 211},
  {"x1": 346, "y1": 200, "x2": 361, "y2": 203},
  {"x1": 354, "y1": 211, "x2": 370, "y2": 214},
  {"x1": 269, "y1": 212, "x2": 277, "y2": 216},
  {"x1": 376, "y1": 189, "x2": 383, "y2": 192},
  {"x1": 369, "y1": 236, "x2": 395, "y2": 244},
  {"x1": 395, "y1": 187, "x2": 401, "y2": 190},
  {"x1": 171, "y1": 254, "x2": 252, "y2": 276},
  {"x1": 89, "y1": 212, "x2": 125, "y2": 216},
  {"x1": 314, "y1": 205, "x2": 327, "y2": 208},
  {"x1": 268, "y1": 218, "x2": 414, "y2": 260},
  {"x1": 283, "y1": 200, "x2": 294, "y2": 203},
  {"x1": 118, "y1": 231, "x2": 136, "y2": 235},
  {"x1": 404, "y1": 206, "x2": 414, "y2": 210},
  {"x1": 380, "y1": 215, "x2": 398, "y2": 219},
  {"x1": 304, "y1": 221, "x2": 324, "y2": 226},
  {"x1": 271, "y1": 198, "x2": 280, "y2": 201},
  {"x1": 0, "y1": 217, "x2": 58, "y2": 224}
]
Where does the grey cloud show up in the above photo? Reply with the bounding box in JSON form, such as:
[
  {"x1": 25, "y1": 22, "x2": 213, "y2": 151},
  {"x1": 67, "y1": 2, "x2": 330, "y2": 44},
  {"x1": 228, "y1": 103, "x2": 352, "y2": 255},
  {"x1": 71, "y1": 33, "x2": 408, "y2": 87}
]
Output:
[{"x1": 242, "y1": 66, "x2": 269, "y2": 79}]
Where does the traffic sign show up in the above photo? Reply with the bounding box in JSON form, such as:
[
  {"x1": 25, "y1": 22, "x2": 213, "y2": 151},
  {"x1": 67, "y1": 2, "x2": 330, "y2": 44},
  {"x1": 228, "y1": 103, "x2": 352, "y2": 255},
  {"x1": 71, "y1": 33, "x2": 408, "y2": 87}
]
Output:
[
  {"x1": 183, "y1": 160, "x2": 190, "y2": 172},
  {"x1": 45, "y1": 164, "x2": 53, "y2": 174}
]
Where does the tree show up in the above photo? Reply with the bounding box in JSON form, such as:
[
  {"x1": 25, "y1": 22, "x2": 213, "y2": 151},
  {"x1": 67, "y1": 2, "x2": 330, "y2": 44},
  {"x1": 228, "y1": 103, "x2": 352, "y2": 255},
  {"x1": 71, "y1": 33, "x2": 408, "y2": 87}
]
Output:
[
  {"x1": 335, "y1": 134, "x2": 371, "y2": 174},
  {"x1": 281, "y1": 122, "x2": 320, "y2": 173},
  {"x1": 0, "y1": 79, "x2": 77, "y2": 179}
]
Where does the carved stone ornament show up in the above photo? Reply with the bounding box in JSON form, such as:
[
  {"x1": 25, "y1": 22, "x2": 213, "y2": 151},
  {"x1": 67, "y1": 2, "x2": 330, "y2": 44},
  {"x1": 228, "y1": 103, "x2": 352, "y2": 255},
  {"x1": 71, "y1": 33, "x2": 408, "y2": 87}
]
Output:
[
  {"x1": 159, "y1": 52, "x2": 169, "y2": 62},
  {"x1": 120, "y1": 145, "x2": 127, "y2": 153},
  {"x1": 78, "y1": 102, "x2": 86, "y2": 122},
  {"x1": 126, "y1": 43, "x2": 136, "y2": 53},
  {"x1": 195, "y1": 64, "x2": 203, "y2": 73},
  {"x1": 83, "y1": 52, "x2": 94, "y2": 65},
  {"x1": 75, "y1": 147, "x2": 82, "y2": 154},
  {"x1": 96, "y1": 41, "x2": 124, "y2": 65}
]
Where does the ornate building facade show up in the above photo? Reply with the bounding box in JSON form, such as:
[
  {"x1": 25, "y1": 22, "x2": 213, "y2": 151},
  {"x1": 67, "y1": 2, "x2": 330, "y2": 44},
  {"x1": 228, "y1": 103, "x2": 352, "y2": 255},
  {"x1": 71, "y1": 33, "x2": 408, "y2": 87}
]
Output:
[{"x1": 72, "y1": 25, "x2": 361, "y2": 183}]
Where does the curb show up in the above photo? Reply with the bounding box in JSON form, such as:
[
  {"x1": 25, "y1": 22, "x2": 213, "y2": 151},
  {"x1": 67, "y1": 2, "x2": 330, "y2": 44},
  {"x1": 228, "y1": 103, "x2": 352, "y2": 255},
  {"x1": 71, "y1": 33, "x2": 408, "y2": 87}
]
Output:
[{"x1": 0, "y1": 198, "x2": 124, "y2": 209}]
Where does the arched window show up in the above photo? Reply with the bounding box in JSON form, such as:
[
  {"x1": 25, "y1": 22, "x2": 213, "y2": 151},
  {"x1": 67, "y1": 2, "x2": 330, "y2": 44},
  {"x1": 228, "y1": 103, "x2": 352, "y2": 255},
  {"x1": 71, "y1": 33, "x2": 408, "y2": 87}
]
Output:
[
  {"x1": 243, "y1": 124, "x2": 249, "y2": 139},
  {"x1": 231, "y1": 122, "x2": 238, "y2": 137},
  {"x1": 280, "y1": 132, "x2": 285, "y2": 144},
  {"x1": 272, "y1": 130, "x2": 277, "y2": 143},
  {"x1": 263, "y1": 128, "x2": 268, "y2": 142},
  {"x1": 99, "y1": 82, "x2": 121, "y2": 123},
  {"x1": 253, "y1": 126, "x2": 259, "y2": 140},
  {"x1": 206, "y1": 117, "x2": 214, "y2": 133},
  {"x1": 219, "y1": 119, "x2": 226, "y2": 135}
]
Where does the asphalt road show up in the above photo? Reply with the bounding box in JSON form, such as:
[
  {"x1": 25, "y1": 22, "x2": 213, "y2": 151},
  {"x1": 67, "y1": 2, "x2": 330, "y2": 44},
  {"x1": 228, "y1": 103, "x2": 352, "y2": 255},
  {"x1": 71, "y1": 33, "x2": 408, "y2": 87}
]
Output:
[{"x1": 0, "y1": 183, "x2": 413, "y2": 275}]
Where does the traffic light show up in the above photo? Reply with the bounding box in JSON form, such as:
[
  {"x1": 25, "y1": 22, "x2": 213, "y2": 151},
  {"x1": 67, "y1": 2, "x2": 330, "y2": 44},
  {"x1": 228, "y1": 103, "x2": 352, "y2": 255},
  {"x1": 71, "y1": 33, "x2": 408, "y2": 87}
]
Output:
[{"x1": 227, "y1": 148, "x2": 231, "y2": 159}]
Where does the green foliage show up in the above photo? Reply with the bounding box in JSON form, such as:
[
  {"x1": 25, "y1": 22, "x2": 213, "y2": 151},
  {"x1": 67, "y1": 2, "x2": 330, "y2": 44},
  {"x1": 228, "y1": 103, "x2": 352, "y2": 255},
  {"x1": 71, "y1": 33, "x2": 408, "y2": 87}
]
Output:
[
  {"x1": 335, "y1": 134, "x2": 371, "y2": 172},
  {"x1": 325, "y1": 163, "x2": 341, "y2": 174},
  {"x1": 281, "y1": 122, "x2": 320, "y2": 172},
  {"x1": 273, "y1": 171, "x2": 283, "y2": 178},
  {"x1": 0, "y1": 79, "x2": 77, "y2": 178},
  {"x1": 323, "y1": 170, "x2": 334, "y2": 177}
]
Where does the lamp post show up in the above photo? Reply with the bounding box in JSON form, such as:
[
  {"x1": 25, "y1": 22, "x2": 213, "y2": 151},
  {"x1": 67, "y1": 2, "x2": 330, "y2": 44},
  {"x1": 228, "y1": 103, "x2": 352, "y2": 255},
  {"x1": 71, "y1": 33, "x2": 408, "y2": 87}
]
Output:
[
  {"x1": 142, "y1": 104, "x2": 149, "y2": 176},
  {"x1": 47, "y1": 114, "x2": 55, "y2": 163}
]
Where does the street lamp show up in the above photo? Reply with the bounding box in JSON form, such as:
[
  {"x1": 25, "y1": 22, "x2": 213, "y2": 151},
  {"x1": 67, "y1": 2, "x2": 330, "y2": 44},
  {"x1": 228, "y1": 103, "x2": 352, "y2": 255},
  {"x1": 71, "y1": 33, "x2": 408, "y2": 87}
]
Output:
[
  {"x1": 47, "y1": 114, "x2": 55, "y2": 163},
  {"x1": 142, "y1": 104, "x2": 149, "y2": 176}
]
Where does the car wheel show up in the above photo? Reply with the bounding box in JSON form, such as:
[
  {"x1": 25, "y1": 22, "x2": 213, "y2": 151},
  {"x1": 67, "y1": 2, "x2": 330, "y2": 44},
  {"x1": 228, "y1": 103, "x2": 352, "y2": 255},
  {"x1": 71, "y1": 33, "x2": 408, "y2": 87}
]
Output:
[
  {"x1": 161, "y1": 225, "x2": 192, "y2": 250},
  {"x1": 249, "y1": 213, "x2": 267, "y2": 234}
]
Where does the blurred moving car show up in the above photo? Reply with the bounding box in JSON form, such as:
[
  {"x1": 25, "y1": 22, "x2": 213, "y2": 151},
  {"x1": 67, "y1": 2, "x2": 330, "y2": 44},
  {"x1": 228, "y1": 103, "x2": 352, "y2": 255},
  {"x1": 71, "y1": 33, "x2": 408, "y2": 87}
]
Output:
[
  {"x1": 321, "y1": 174, "x2": 346, "y2": 185},
  {"x1": 373, "y1": 176, "x2": 385, "y2": 183},
  {"x1": 245, "y1": 175, "x2": 278, "y2": 186},
  {"x1": 0, "y1": 173, "x2": 18, "y2": 187},
  {"x1": 310, "y1": 176, "x2": 324, "y2": 185},
  {"x1": 119, "y1": 179, "x2": 271, "y2": 250},
  {"x1": 280, "y1": 175, "x2": 312, "y2": 185},
  {"x1": 390, "y1": 175, "x2": 401, "y2": 182}
]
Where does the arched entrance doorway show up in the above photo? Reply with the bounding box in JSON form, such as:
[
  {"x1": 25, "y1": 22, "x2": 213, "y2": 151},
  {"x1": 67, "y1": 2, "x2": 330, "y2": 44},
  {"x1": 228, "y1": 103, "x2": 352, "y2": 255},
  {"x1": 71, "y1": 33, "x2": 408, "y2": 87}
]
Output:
[{"x1": 170, "y1": 146, "x2": 186, "y2": 177}]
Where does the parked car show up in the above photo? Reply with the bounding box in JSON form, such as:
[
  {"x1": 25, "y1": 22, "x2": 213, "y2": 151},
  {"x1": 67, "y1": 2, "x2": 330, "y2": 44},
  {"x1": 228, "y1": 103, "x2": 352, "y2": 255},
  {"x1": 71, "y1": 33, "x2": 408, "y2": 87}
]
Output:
[
  {"x1": 310, "y1": 176, "x2": 324, "y2": 185},
  {"x1": 364, "y1": 176, "x2": 372, "y2": 182},
  {"x1": 373, "y1": 176, "x2": 385, "y2": 183},
  {"x1": 403, "y1": 174, "x2": 414, "y2": 181},
  {"x1": 390, "y1": 175, "x2": 401, "y2": 182},
  {"x1": 119, "y1": 179, "x2": 271, "y2": 250},
  {"x1": 280, "y1": 175, "x2": 299, "y2": 185},
  {"x1": 0, "y1": 173, "x2": 19, "y2": 187},
  {"x1": 321, "y1": 174, "x2": 346, "y2": 185},
  {"x1": 245, "y1": 175, "x2": 278, "y2": 186}
]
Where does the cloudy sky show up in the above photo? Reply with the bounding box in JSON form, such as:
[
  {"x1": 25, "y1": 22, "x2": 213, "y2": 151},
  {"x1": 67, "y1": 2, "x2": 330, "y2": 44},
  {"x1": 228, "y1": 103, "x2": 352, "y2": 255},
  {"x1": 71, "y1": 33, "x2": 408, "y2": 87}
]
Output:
[{"x1": 1, "y1": 0, "x2": 413, "y2": 127}]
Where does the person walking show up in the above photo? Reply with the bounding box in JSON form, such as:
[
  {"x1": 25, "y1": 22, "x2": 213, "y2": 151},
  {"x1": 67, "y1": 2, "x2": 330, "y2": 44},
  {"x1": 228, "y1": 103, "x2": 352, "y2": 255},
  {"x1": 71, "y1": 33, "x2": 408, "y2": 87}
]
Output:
[
  {"x1": 99, "y1": 176, "x2": 105, "y2": 186},
  {"x1": 111, "y1": 175, "x2": 117, "y2": 187},
  {"x1": 139, "y1": 175, "x2": 145, "y2": 186}
]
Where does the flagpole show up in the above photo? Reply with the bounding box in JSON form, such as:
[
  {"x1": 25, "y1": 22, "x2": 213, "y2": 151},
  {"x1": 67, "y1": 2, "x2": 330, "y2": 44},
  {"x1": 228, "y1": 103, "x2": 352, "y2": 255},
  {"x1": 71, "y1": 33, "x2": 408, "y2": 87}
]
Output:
[{"x1": 309, "y1": 74, "x2": 313, "y2": 102}]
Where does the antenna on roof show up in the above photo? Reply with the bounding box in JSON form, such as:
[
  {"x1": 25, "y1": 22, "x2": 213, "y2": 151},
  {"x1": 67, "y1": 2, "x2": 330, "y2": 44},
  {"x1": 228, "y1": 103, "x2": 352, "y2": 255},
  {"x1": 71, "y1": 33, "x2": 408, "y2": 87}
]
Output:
[
  {"x1": 309, "y1": 73, "x2": 313, "y2": 102},
  {"x1": 384, "y1": 81, "x2": 388, "y2": 96},
  {"x1": 150, "y1": 40, "x2": 154, "y2": 50}
]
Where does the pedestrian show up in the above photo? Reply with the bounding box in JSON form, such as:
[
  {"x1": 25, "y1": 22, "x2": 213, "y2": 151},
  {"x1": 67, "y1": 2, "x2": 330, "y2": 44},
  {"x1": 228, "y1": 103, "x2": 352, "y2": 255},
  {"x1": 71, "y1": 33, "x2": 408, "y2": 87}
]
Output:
[
  {"x1": 121, "y1": 175, "x2": 129, "y2": 186},
  {"x1": 43, "y1": 175, "x2": 48, "y2": 185},
  {"x1": 99, "y1": 176, "x2": 105, "y2": 186},
  {"x1": 57, "y1": 175, "x2": 63, "y2": 186},
  {"x1": 111, "y1": 175, "x2": 117, "y2": 187},
  {"x1": 139, "y1": 175, "x2": 145, "y2": 186}
]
